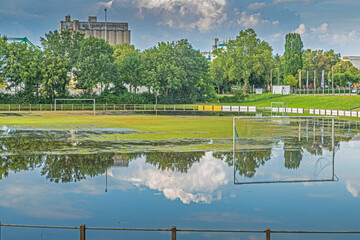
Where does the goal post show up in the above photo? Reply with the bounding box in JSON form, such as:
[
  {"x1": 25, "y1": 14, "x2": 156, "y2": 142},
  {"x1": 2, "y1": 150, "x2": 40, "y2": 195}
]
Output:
[
  {"x1": 233, "y1": 116, "x2": 336, "y2": 185},
  {"x1": 54, "y1": 99, "x2": 96, "y2": 115}
]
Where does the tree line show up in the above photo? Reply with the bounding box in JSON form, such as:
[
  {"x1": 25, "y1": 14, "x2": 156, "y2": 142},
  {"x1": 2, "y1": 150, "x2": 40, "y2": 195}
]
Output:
[{"x1": 0, "y1": 28, "x2": 359, "y2": 104}]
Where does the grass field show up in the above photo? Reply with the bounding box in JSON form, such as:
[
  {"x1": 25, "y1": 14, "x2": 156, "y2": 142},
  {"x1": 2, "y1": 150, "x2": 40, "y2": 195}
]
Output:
[{"x1": 213, "y1": 94, "x2": 360, "y2": 110}]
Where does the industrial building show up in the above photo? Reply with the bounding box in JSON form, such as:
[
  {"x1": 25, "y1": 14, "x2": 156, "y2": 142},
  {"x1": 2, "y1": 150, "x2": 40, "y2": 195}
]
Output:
[{"x1": 59, "y1": 15, "x2": 130, "y2": 46}]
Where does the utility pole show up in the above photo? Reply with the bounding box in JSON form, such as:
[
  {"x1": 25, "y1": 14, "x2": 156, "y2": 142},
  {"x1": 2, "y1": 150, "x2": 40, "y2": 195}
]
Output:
[{"x1": 105, "y1": 8, "x2": 107, "y2": 42}]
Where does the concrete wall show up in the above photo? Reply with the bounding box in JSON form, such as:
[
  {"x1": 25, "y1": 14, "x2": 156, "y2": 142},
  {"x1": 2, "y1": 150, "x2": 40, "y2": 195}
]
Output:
[{"x1": 59, "y1": 15, "x2": 131, "y2": 46}]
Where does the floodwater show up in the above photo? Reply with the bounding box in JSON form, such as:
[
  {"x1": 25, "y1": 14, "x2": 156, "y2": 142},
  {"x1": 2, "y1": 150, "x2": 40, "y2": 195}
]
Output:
[{"x1": 1, "y1": 118, "x2": 360, "y2": 240}]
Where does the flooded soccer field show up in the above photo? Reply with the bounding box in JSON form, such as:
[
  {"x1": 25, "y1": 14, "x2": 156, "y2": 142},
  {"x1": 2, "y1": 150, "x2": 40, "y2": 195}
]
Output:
[{"x1": 1, "y1": 115, "x2": 360, "y2": 240}]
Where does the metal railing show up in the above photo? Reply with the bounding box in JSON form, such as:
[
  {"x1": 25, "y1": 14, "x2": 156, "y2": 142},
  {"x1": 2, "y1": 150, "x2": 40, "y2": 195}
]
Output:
[{"x1": 1, "y1": 223, "x2": 360, "y2": 240}]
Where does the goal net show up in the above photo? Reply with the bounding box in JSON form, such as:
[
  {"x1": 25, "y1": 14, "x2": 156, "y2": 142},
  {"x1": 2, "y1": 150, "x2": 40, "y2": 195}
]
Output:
[
  {"x1": 233, "y1": 116, "x2": 336, "y2": 185},
  {"x1": 54, "y1": 99, "x2": 96, "y2": 115}
]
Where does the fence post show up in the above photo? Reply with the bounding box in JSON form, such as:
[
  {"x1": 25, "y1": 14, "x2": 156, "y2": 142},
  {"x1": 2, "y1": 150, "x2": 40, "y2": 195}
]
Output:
[
  {"x1": 0, "y1": 220, "x2": 2, "y2": 240},
  {"x1": 19, "y1": 104, "x2": 20, "y2": 111},
  {"x1": 266, "y1": 228, "x2": 270, "y2": 240},
  {"x1": 40, "y1": 104, "x2": 42, "y2": 111},
  {"x1": 8, "y1": 104, "x2": 10, "y2": 111},
  {"x1": 30, "y1": 104, "x2": 31, "y2": 112},
  {"x1": 114, "y1": 104, "x2": 115, "y2": 111},
  {"x1": 72, "y1": 104, "x2": 74, "y2": 111},
  {"x1": 80, "y1": 224, "x2": 86, "y2": 240},
  {"x1": 171, "y1": 226, "x2": 176, "y2": 240}
]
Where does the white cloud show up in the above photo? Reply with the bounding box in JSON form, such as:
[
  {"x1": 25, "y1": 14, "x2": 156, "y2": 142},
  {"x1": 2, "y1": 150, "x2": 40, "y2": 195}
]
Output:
[
  {"x1": 123, "y1": 0, "x2": 228, "y2": 32},
  {"x1": 248, "y1": 2, "x2": 267, "y2": 10},
  {"x1": 237, "y1": 11, "x2": 269, "y2": 28},
  {"x1": 272, "y1": 20, "x2": 280, "y2": 25},
  {"x1": 331, "y1": 30, "x2": 357, "y2": 43},
  {"x1": 273, "y1": 0, "x2": 297, "y2": 4},
  {"x1": 310, "y1": 23, "x2": 328, "y2": 34},
  {"x1": 294, "y1": 23, "x2": 306, "y2": 36},
  {"x1": 97, "y1": 0, "x2": 114, "y2": 8}
]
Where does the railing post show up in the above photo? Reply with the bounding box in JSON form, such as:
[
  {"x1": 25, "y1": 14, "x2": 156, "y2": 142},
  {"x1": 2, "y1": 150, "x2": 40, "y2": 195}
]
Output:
[
  {"x1": 80, "y1": 224, "x2": 86, "y2": 240},
  {"x1": 266, "y1": 228, "x2": 270, "y2": 240},
  {"x1": 171, "y1": 226, "x2": 176, "y2": 240},
  {"x1": 0, "y1": 220, "x2": 2, "y2": 240}
]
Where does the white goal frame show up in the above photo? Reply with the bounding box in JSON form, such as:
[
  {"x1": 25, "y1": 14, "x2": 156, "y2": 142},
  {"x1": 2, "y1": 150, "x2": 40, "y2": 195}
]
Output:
[
  {"x1": 54, "y1": 99, "x2": 96, "y2": 115},
  {"x1": 233, "y1": 116, "x2": 336, "y2": 185}
]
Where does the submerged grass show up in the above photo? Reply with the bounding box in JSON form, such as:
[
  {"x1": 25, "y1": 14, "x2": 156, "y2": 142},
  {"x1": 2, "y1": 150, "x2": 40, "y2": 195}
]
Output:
[{"x1": 0, "y1": 112, "x2": 233, "y2": 141}]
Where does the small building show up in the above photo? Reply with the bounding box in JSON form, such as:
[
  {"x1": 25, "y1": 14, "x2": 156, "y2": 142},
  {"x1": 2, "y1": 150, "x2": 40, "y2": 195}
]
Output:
[
  {"x1": 272, "y1": 85, "x2": 290, "y2": 95},
  {"x1": 342, "y1": 56, "x2": 360, "y2": 69},
  {"x1": 59, "y1": 15, "x2": 130, "y2": 46},
  {"x1": 201, "y1": 38, "x2": 233, "y2": 62}
]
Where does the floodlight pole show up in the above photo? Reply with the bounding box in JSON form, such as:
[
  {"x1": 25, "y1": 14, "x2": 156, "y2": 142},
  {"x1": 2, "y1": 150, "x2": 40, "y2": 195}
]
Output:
[{"x1": 104, "y1": 8, "x2": 107, "y2": 43}]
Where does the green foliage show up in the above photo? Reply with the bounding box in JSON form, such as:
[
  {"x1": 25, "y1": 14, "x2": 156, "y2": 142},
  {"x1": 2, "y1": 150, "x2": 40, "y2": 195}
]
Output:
[
  {"x1": 118, "y1": 51, "x2": 144, "y2": 93},
  {"x1": 143, "y1": 39, "x2": 215, "y2": 103},
  {"x1": 2, "y1": 41, "x2": 43, "y2": 102},
  {"x1": 283, "y1": 74, "x2": 297, "y2": 87},
  {"x1": 283, "y1": 33, "x2": 303, "y2": 77},
  {"x1": 211, "y1": 28, "x2": 274, "y2": 92},
  {"x1": 75, "y1": 37, "x2": 118, "y2": 95},
  {"x1": 301, "y1": 49, "x2": 341, "y2": 88},
  {"x1": 113, "y1": 42, "x2": 138, "y2": 63},
  {"x1": 41, "y1": 51, "x2": 70, "y2": 100}
]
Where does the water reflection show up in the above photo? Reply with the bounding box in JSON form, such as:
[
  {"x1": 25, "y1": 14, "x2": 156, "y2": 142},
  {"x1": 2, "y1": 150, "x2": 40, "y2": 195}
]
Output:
[{"x1": 233, "y1": 118, "x2": 359, "y2": 184}]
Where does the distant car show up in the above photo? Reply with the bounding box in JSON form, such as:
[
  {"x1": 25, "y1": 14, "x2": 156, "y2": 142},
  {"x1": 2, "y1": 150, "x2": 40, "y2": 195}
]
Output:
[{"x1": 351, "y1": 89, "x2": 360, "y2": 95}]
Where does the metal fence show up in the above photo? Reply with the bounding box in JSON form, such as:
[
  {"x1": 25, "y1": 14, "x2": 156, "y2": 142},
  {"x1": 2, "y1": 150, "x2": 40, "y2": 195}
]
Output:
[{"x1": 1, "y1": 223, "x2": 360, "y2": 240}]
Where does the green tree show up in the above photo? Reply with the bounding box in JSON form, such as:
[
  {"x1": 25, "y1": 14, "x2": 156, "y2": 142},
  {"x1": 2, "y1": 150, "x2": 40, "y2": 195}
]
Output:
[
  {"x1": 40, "y1": 30, "x2": 84, "y2": 66},
  {"x1": 75, "y1": 37, "x2": 118, "y2": 95},
  {"x1": 118, "y1": 51, "x2": 144, "y2": 93},
  {"x1": 283, "y1": 33, "x2": 303, "y2": 77},
  {"x1": 283, "y1": 74, "x2": 297, "y2": 87},
  {"x1": 302, "y1": 49, "x2": 341, "y2": 88},
  {"x1": 143, "y1": 39, "x2": 215, "y2": 103},
  {"x1": 41, "y1": 50, "x2": 70, "y2": 100},
  {"x1": 113, "y1": 42, "x2": 138, "y2": 63},
  {"x1": 2, "y1": 42, "x2": 43, "y2": 101},
  {"x1": 211, "y1": 29, "x2": 274, "y2": 92}
]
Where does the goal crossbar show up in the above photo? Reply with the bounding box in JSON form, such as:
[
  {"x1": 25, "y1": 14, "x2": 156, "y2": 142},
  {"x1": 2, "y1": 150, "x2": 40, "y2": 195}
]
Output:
[{"x1": 54, "y1": 99, "x2": 96, "y2": 115}]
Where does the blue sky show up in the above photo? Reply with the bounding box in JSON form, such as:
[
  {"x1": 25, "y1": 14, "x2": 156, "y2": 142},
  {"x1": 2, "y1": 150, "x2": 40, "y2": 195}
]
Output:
[{"x1": 1, "y1": 0, "x2": 360, "y2": 56}]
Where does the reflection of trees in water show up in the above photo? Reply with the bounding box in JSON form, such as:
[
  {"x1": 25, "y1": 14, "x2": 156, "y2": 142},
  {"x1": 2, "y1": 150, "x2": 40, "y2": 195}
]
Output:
[
  {"x1": 236, "y1": 150, "x2": 272, "y2": 178},
  {"x1": 144, "y1": 152, "x2": 205, "y2": 173},
  {"x1": 41, "y1": 153, "x2": 115, "y2": 183},
  {"x1": 213, "y1": 150, "x2": 272, "y2": 178},
  {"x1": 0, "y1": 152, "x2": 115, "y2": 183}
]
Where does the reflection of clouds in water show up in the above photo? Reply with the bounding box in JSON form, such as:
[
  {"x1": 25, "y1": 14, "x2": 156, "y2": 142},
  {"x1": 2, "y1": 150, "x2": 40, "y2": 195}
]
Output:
[
  {"x1": 0, "y1": 171, "x2": 132, "y2": 219},
  {"x1": 186, "y1": 212, "x2": 277, "y2": 224},
  {"x1": 110, "y1": 152, "x2": 231, "y2": 204},
  {"x1": 336, "y1": 141, "x2": 360, "y2": 198},
  {"x1": 346, "y1": 181, "x2": 360, "y2": 197}
]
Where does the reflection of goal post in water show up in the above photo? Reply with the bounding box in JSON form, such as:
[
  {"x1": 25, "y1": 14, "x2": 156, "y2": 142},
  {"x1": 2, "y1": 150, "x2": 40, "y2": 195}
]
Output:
[
  {"x1": 233, "y1": 116, "x2": 337, "y2": 185},
  {"x1": 55, "y1": 99, "x2": 96, "y2": 115},
  {"x1": 271, "y1": 102, "x2": 288, "y2": 116}
]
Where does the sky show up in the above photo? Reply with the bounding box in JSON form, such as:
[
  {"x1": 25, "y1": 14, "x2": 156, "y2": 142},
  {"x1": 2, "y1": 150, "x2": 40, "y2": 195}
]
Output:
[{"x1": 1, "y1": 0, "x2": 360, "y2": 56}]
